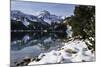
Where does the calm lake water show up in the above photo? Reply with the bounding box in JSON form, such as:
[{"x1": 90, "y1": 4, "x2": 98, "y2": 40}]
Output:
[{"x1": 11, "y1": 32, "x2": 68, "y2": 64}]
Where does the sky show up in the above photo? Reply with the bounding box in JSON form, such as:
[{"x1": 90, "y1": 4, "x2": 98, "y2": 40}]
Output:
[{"x1": 11, "y1": 1, "x2": 75, "y2": 17}]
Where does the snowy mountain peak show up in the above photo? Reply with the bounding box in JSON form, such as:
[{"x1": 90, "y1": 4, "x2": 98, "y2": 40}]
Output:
[
  {"x1": 38, "y1": 10, "x2": 50, "y2": 16},
  {"x1": 38, "y1": 10, "x2": 50, "y2": 19},
  {"x1": 38, "y1": 10, "x2": 62, "y2": 25}
]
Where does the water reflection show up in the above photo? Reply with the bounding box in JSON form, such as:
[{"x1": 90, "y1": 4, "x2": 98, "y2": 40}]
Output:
[
  {"x1": 11, "y1": 32, "x2": 67, "y2": 51},
  {"x1": 11, "y1": 32, "x2": 68, "y2": 64}
]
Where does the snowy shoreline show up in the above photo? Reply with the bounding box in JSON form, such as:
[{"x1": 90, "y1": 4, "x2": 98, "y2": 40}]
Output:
[{"x1": 27, "y1": 39, "x2": 95, "y2": 65}]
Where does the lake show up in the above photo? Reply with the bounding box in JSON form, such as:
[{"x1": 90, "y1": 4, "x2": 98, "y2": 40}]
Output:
[{"x1": 11, "y1": 32, "x2": 68, "y2": 65}]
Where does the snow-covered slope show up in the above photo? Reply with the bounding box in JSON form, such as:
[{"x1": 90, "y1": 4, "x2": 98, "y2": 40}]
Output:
[
  {"x1": 28, "y1": 39, "x2": 95, "y2": 65},
  {"x1": 11, "y1": 10, "x2": 39, "y2": 26}
]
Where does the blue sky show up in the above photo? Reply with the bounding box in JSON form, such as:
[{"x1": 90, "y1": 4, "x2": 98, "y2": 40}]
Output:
[{"x1": 11, "y1": 1, "x2": 75, "y2": 16}]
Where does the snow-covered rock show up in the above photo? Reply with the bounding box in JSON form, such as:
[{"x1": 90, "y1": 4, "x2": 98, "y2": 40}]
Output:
[{"x1": 89, "y1": 37, "x2": 94, "y2": 41}]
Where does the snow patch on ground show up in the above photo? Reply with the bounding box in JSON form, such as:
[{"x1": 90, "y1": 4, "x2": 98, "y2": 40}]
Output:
[
  {"x1": 66, "y1": 25, "x2": 73, "y2": 38},
  {"x1": 22, "y1": 18, "x2": 30, "y2": 26},
  {"x1": 85, "y1": 39, "x2": 93, "y2": 46}
]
